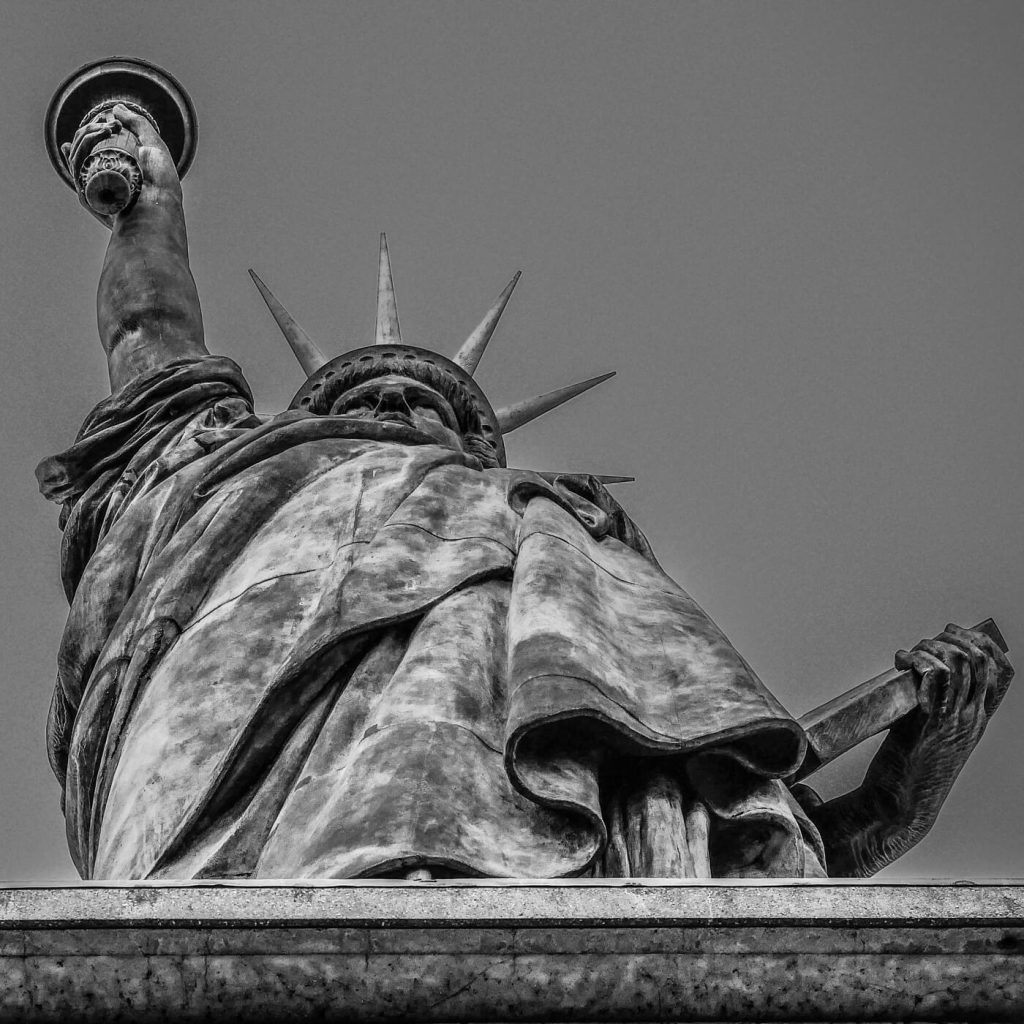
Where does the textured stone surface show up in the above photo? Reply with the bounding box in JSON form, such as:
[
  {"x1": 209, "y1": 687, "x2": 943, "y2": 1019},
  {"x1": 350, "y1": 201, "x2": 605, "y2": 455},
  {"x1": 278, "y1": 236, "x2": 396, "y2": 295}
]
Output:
[{"x1": 1, "y1": 881, "x2": 1022, "y2": 1021}]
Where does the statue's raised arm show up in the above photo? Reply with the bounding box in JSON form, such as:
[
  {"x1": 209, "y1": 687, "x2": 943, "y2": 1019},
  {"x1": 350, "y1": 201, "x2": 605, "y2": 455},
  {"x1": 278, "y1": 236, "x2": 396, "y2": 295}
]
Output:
[{"x1": 63, "y1": 102, "x2": 207, "y2": 392}]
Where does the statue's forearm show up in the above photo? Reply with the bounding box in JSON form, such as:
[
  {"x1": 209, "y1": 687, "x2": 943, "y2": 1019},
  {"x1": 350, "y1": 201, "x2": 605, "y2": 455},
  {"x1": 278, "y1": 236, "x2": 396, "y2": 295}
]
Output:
[
  {"x1": 98, "y1": 183, "x2": 207, "y2": 392},
  {"x1": 806, "y1": 782, "x2": 916, "y2": 878},
  {"x1": 805, "y1": 712, "x2": 957, "y2": 877}
]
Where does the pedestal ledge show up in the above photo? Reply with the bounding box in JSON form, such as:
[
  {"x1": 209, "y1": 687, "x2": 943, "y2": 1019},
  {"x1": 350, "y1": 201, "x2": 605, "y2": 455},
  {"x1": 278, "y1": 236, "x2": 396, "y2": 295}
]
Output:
[{"x1": 1, "y1": 880, "x2": 1022, "y2": 1022}]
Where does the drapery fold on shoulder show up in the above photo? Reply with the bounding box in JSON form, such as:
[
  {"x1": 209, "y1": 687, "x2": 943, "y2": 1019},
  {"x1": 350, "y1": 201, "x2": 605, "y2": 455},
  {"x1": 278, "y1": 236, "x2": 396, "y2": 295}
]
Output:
[
  {"x1": 36, "y1": 357, "x2": 254, "y2": 508},
  {"x1": 36, "y1": 357, "x2": 258, "y2": 599}
]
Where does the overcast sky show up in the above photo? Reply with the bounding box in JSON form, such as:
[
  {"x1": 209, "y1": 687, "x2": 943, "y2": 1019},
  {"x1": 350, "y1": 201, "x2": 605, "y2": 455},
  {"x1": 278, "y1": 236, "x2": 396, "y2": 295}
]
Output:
[{"x1": 1, "y1": 1, "x2": 1022, "y2": 880}]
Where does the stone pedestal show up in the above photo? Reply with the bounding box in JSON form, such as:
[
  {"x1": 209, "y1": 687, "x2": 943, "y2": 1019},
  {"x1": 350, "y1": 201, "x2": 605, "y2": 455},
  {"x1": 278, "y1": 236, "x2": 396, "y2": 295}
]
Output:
[{"x1": 1, "y1": 880, "x2": 1021, "y2": 1021}]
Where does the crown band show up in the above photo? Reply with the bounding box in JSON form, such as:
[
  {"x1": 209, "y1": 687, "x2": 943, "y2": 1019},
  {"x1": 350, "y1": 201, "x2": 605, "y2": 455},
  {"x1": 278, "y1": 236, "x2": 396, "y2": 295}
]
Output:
[{"x1": 290, "y1": 345, "x2": 506, "y2": 467}]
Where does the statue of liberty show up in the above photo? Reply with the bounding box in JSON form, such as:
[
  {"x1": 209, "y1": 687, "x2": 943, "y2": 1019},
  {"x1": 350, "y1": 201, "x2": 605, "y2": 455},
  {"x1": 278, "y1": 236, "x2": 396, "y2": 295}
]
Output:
[{"x1": 38, "y1": 62, "x2": 1013, "y2": 881}]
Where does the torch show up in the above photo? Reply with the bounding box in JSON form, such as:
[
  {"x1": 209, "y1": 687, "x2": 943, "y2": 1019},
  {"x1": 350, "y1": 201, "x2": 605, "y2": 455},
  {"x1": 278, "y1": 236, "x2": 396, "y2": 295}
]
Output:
[{"x1": 45, "y1": 56, "x2": 198, "y2": 216}]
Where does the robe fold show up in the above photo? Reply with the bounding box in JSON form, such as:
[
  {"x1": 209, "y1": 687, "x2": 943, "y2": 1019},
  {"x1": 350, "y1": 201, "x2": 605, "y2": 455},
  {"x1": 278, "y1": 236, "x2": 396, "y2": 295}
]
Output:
[{"x1": 38, "y1": 356, "x2": 826, "y2": 879}]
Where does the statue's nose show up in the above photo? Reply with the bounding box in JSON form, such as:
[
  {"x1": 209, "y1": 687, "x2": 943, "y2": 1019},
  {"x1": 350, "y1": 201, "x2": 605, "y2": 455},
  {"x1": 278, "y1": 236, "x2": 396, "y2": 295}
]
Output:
[{"x1": 375, "y1": 387, "x2": 410, "y2": 413}]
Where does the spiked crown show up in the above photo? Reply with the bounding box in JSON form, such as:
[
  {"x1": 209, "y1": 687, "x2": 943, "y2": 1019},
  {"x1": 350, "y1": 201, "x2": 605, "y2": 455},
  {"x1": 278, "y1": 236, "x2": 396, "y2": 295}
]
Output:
[{"x1": 250, "y1": 234, "x2": 615, "y2": 469}]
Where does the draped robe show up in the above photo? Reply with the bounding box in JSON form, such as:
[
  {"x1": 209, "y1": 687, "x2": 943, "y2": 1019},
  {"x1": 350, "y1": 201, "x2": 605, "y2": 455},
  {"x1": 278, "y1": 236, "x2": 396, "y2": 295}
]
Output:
[{"x1": 37, "y1": 357, "x2": 826, "y2": 879}]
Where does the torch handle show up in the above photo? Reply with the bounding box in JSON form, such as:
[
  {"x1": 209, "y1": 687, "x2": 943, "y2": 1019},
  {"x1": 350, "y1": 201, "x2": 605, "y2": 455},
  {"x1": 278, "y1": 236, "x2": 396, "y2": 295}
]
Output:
[{"x1": 78, "y1": 124, "x2": 143, "y2": 217}]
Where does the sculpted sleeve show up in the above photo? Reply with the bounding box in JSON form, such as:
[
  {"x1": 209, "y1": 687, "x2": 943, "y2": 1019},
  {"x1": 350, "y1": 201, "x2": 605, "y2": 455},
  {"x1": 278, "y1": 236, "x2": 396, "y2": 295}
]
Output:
[
  {"x1": 36, "y1": 355, "x2": 256, "y2": 793},
  {"x1": 37, "y1": 355, "x2": 256, "y2": 595}
]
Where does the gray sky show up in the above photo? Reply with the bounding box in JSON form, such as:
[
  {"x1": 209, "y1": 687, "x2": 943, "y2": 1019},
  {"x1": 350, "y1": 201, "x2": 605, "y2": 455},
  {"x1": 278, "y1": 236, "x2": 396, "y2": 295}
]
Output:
[{"x1": 1, "y1": 1, "x2": 1022, "y2": 880}]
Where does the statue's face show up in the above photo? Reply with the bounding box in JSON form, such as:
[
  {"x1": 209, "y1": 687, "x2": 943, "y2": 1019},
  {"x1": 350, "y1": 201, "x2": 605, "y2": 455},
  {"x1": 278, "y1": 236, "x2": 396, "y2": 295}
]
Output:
[{"x1": 329, "y1": 374, "x2": 464, "y2": 450}]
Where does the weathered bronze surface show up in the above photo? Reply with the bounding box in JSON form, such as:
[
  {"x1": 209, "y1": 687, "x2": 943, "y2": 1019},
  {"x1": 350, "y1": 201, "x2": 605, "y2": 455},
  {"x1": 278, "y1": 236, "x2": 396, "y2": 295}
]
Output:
[{"x1": 37, "y1": 59, "x2": 1014, "y2": 882}]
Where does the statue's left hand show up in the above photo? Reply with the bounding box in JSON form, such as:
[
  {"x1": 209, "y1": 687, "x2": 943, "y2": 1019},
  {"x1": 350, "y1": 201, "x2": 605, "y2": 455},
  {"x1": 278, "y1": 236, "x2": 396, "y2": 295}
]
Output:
[
  {"x1": 865, "y1": 624, "x2": 1013, "y2": 846},
  {"x1": 894, "y1": 622, "x2": 1013, "y2": 751}
]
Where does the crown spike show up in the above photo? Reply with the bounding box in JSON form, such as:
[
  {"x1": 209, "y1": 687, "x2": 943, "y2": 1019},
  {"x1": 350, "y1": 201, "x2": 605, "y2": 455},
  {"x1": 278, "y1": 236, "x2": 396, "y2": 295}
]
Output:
[
  {"x1": 495, "y1": 371, "x2": 616, "y2": 434},
  {"x1": 248, "y1": 269, "x2": 329, "y2": 376},
  {"x1": 453, "y1": 271, "x2": 522, "y2": 376},
  {"x1": 538, "y1": 472, "x2": 635, "y2": 485},
  {"x1": 375, "y1": 233, "x2": 402, "y2": 345}
]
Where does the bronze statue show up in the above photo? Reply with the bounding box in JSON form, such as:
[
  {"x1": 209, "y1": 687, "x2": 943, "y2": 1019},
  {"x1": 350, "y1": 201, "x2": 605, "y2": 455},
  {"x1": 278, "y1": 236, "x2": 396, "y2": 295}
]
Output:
[{"x1": 38, "y1": 59, "x2": 1013, "y2": 880}]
